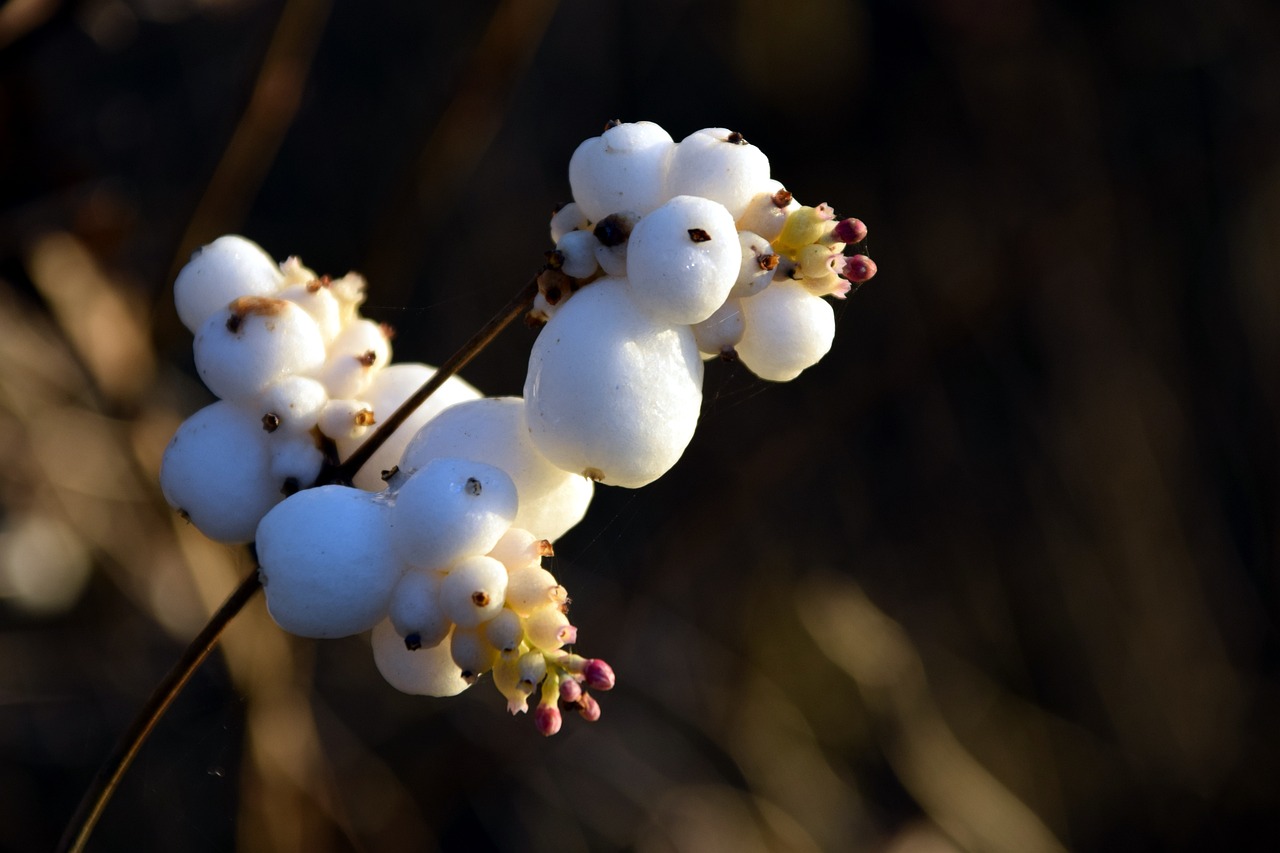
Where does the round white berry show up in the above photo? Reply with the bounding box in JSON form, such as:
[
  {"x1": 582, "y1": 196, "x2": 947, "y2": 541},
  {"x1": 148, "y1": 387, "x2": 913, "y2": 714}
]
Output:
[
  {"x1": 256, "y1": 485, "x2": 403, "y2": 638},
  {"x1": 483, "y1": 608, "x2": 524, "y2": 654},
  {"x1": 318, "y1": 319, "x2": 390, "y2": 400},
  {"x1": 625, "y1": 195, "x2": 739, "y2": 325},
  {"x1": 389, "y1": 458, "x2": 518, "y2": 570},
  {"x1": 372, "y1": 619, "x2": 470, "y2": 697},
  {"x1": 549, "y1": 202, "x2": 588, "y2": 243},
  {"x1": 449, "y1": 627, "x2": 499, "y2": 681},
  {"x1": 504, "y1": 565, "x2": 564, "y2": 617},
  {"x1": 736, "y1": 280, "x2": 836, "y2": 382},
  {"x1": 160, "y1": 401, "x2": 285, "y2": 543},
  {"x1": 267, "y1": 433, "x2": 324, "y2": 488},
  {"x1": 193, "y1": 297, "x2": 326, "y2": 403},
  {"x1": 400, "y1": 397, "x2": 593, "y2": 541},
  {"x1": 735, "y1": 181, "x2": 795, "y2": 241},
  {"x1": 317, "y1": 398, "x2": 374, "y2": 442},
  {"x1": 278, "y1": 280, "x2": 342, "y2": 344},
  {"x1": 568, "y1": 120, "x2": 675, "y2": 222},
  {"x1": 487, "y1": 527, "x2": 545, "y2": 571},
  {"x1": 524, "y1": 277, "x2": 704, "y2": 488},
  {"x1": 555, "y1": 229, "x2": 601, "y2": 279},
  {"x1": 174, "y1": 235, "x2": 283, "y2": 334},
  {"x1": 664, "y1": 128, "x2": 770, "y2": 219},
  {"x1": 439, "y1": 555, "x2": 508, "y2": 628},
  {"x1": 388, "y1": 569, "x2": 451, "y2": 649},
  {"x1": 259, "y1": 376, "x2": 329, "y2": 435}
]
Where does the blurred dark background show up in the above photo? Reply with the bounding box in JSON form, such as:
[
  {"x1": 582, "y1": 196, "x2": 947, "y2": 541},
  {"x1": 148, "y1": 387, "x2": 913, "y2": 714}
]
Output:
[{"x1": 2, "y1": 0, "x2": 1278, "y2": 850}]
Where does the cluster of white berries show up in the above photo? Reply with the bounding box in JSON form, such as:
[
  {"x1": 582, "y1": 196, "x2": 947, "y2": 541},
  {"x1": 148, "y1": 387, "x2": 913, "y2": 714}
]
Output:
[
  {"x1": 528, "y1": 121, "x2": 875, "y2": 487},
  {"x1": 161, "y1": 237, "x2": 484, "y2": 540},
  {"x1": 158, "y1": 120, "x2": 875, "y2": 735}
]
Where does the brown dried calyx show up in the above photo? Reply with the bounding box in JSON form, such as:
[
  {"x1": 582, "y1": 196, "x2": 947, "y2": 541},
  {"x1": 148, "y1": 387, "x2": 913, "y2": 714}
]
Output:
[{"x1": 225, "y1": 296, "x2": 288, "y2": 333}]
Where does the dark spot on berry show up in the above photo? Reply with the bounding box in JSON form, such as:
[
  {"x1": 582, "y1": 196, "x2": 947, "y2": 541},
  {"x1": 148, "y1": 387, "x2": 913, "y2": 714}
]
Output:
[
  {"x1": 226, "y1": 314, "x2": 242, "y2": 333},
  {"x1": 757, "y1": 252, "x2": 780, "y2": 271},
  {"x1": 465, "y1": 477, "x2": 482, "y2": 496},
  {"x1": 354, "y1": 408, "x2": 376, "y2": 427},
  {"x1": 471, "y1": 591, "x2": 490, "y2": 607},
  {"x1": 583, "y1": 467, "x2": 605, "y2": 481},
  {"x1": 262, "y1": 413, "x2": 281, "y2": 432},
  {"x1": 404, "y1": 633, "x2": 422, "y2": 651},
  {"x1": 544, "y1": 249, "x2": 565, "y2": 270},
  {"x1": 381, "y1": 466, "x2": 399, "y2": 482},
  {"x1": 356, "y1": 349, "x2": 377, "y2": 367},
  {"x1": 727, "y1": 131, "x2": 746, "y2": 144},
  {"x1": 281, "y1": 477, "x2": 300, "y2": 496},
  {"x1": 688, "y1": 228, "x2": 711, "y2": 243},
  {"x1": 604, "y1": 118, "x2": 622, "y2": 130},
  {"x1": 719, "y1": 347, "x2": 740, "y2": 363},
  {"x1": 771, "y1": 189, "x2": 793, "y2": 208},
  {"x1": 305, "y1": 275, "x2": 331, "y2": 293},
  {"x1": 593, "y1": 213, "x2": 631, "y2": 247}
]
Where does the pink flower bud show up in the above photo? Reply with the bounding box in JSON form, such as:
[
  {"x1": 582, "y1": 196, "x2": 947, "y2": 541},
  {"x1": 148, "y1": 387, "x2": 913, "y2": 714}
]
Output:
[
  {"x1": 834, "y1": 218, "x2": 868, "y2": 244},
  {"x1": 535, "y1": 702, "x2": 562, "y2": 736},
  {"x1": 583, "y1": 658, "x2": 615, "y2": 691},
  {"x1": 841, "y1": 254, "x2": 877, "y2": 283},
  {"x1": 560, "y1": 678, "x2": 583, "y2": 704},
  {"x1": 577, "y1": 693, "x2": 601, "y2": 722}
]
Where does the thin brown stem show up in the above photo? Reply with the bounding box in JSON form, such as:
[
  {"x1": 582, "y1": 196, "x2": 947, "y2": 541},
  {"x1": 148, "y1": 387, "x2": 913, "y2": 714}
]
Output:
[
  {"x1": 329, "y1": 275, "x2": 539, "y2": 484},
  {"x1": 56, "y1": 565, "x2": 263, "y2": 853}
]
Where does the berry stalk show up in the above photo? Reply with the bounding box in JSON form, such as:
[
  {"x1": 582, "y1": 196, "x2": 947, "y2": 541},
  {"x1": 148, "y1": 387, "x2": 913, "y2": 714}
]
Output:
[{"x1": 56, "y1": 564, "x2": 262, "y2": 853}]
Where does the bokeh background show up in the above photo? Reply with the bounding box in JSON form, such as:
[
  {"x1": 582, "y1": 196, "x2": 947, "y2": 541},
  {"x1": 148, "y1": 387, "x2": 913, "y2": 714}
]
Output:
[{"x1": 2, "y1": 0, "x2": 1279, "y2": 850}]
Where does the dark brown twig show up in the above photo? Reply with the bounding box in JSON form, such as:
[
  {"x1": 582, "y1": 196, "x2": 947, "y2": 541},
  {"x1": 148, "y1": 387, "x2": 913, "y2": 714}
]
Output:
[
  {"x1": 56, "y1": 565, "x2": 263, "y2": 853},
  {"x1": 328, "y1": 274, "x2": 538, "y2": 484}
]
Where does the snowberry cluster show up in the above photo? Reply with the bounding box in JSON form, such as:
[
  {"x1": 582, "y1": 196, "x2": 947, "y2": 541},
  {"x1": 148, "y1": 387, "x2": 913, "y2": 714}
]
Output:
[
  {"x1": 158, "y1": 120, "x2": 875, "y2": 735},
  {"x1": 161, "y1": 236, "x2": 483, "y2": 541},
  {"x1": 527, "y1": 121, "x2": 875, "y2": 487}
]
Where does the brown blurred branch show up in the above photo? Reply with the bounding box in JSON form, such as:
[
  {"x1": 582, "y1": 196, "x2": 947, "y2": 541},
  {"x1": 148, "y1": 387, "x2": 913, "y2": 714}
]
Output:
[
  {"x1": 170, "y1": 0, "x2": 333, "y2": 279},
  {"x1": 798, "y1": 574, "x2": 1069, "y2": 853},
  {"x1": 364, "y1": 0, "x2": 560, "y2": 287}
]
